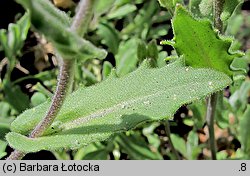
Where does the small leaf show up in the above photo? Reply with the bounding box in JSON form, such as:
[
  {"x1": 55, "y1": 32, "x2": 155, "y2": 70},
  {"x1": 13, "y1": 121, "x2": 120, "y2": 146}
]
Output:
[
  {"x1": 158, "y1": 0, "x2": 184, "y2": 15},
  {"x1": 186, "y1": 130, "x2": 201, "y2": 160},
  {"x1": 94, "y1": 0, "x2": 115, "y2": 17},
  {"x1": 17, "y1": 12, "x2": 30, "y2": 42},
  {"x1": 169, "y1": 5, "x2": 244, "y2": 76},
  {"x1": 102, "y1": 61, "x2": 113, "y2": 80},
  {"x1": 190, "y1": 0, "x2": 243, "y2": 22},
  {"x1": 239, "y1": 105, "x2": 250, "y2": 157},
  {"x1": 7, "y1": 58, "x2": 231, "y2": 152},
  {"x1": 0, "y1": 120, "x2": 11, "y2": 141},
  {"x1": 188, "y1": 102, "x2": 206, "y2": 129},
  {"x1": 170, "y1": 134, "x2": 186, "y2": 157},
  {"x1": 147, "y1": 39, "x2": 158, "y2": 67},
  {"x1": 157, "y1": 0, "x2": 170, "y2": 8},
  {"x1": 97, "y1": 22, "x2": 120, "y2": 54},
  {"x1": 229, "y1": 80, "x2": 250, "y2": 111},
  {"x1": 74, "y1": 143, "x2": 106, "y2": 160},
  {"x1": 17, "y1": 0, "x2": 107, "y2": 60},
  {"x1": 115, "y1": 38, "x2": 138, "y2": 76},
  {"x1": 215, "y1": 93, "x2": 232, "y2": 129},
  {"x1": 221, "y1": 0, "x2": 243, "y2": 21},
  {"x1": 107, "y1": 4, "x2": 137, "y2": 19},
  {"x1": 116, "y1": 133, "x2": 163, "y2": 160},
  {"x1": 137, "y1": 40, "x2": 147, "y2": 62},
  {"x1": 3, "y1": 80, "x2": 29, "y2": 113},
  {"x1": 122, "y1": 1, "x2": 160, "y2": 36},
  {"x1": 0, "y1": 140, "x2": 7, "y2": 159},
  {"x1": 82, "y1": 149, "x2": 109, "y2": 160},
  {"x1": 197, "y1": 0, "x2": 213, "y2": 20},
  {"x1": 0, "y1": 103, "x2": 14, "y2": 141},
  {"x1": 31, "y1": 92, "x2": 47, "y2": 107},
  {"x1": 0, "y1": 13, "x2": 30, "y2": 59},
  {"x1": 0, "y1": 102, "x2": 11, "y2": 118}
]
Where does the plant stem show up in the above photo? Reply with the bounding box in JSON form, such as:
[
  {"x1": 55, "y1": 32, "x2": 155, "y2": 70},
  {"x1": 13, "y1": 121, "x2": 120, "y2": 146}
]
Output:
[
  {"x1": 6, "y1": 150, "x2": 26, "y2": 160},
  {"x1": 5, "y1": 57, "x2": 16, "y2": 81},
  {"x1": 30, "y1": 59, "x2": 75, "y2": 138},
  {"x1": 71, "y1": 0, "x2": 94, "y2": 36},
  {"x1": 164, "y1": 121, "x2": 181, "y2": 160},
  {"x1": 6, "y1": 0, "x2": 95, "y2": 160},
  {"x1": 205, "y1": 0, "x2": 224, "y2": 160},
  {"x1": 206, "y1": 93, "x2": 218, "y2": 160},
  {"x1": 213, "y1": 0, "x2": 224, "y2": 32}
]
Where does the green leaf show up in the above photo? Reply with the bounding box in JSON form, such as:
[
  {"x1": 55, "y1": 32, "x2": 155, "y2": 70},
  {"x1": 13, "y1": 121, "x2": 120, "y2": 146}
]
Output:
[
  {"x1": 0, "y1": 140, "x2": 7, "y2": 159},
  {"x1": 157, "y1": 0, "x2": 170, "y2": 8},
  {"x1": 137, "y1": 41, "x2": 147, "y2": 62},
  {"x1": 239, "y1": 105, "x2": 250, "y2": 157},
  {"x1": 107, "y1": 4, "x2": 137, "y2": 19},
  {"x1": 190, "y1": 0, "x2": 213, "y2": 20},
  {"x1": 18, "y1": 0, "x2": 71, "y2": 27},
  {"x1": 0, "y1": 102, "x2": 11, "y2": 118},
  {"x1": 16, "y1": 0, "x2": 107, "y2": 60},
  {"x1": 116, "y1": 133, "x2": 163, "y2": 160},
  {"x1": 17, "y1": 12, "x2": 31, "y2": 41},
  {"x1": 215, "y1": 93, "x2": 231, "y2": 129},
  {"x1": 229, "y1": 80, "x2": 250, "y2": 111},
  {"x1": 168, "y1": 5, "x2": 244, "y2": 77},
  {"x1": 170, "y1": 134, "x2": 186, "y2": 157},
  {"x1": 74, "y1": 143, "x2": 107, "y2": 160},
  {"x1": 147, "y1": 39, "x2": 158, "y2": 67},
  {"x1": 94, "y1": 0, "x2": 116, "y2": 17},
  {"x1": 31, "y1": 92, "x2": 47, "y2": 107},
  {"x1": 0, "y1": 122, "x2": 11, "y2": 141},
  {"x1": 188, "y1": 102, "x2": 206, "y2": 129},
  {"x1": 102, "y1": 61, "x2": 113, "y2": 80},
  {"x1": 221, "y1": 0, "x2": 243, "y2": 21},
  {"x1": 142, "y1": 122, "x2": 161, "y2": 149},
  {"x1": 6, "y1": 58, "x2": 231, "y2": 152},
  {"x1": 97, "y1": 22, "x2": 120, "y2": 54},
  {"x1": 3, "y1": 80, "x2": 29, "y2": 113},
  {"x1": 0, "y1": 102, "x2": 14, "y2": 141},
  {"x1": 158, "y1": 0, "x2": 184, "y2": 15},
  {"x1": 226, "y1": 11, "x2": 244, "y2": 36},
  {"x1": 82, "y1": 149, "x2": 109, "y2": 160},
  {"x1": 0, "y1": 13, "x2": 30, "y2": 59},
  {"x1": 115, "y1": 38, "x2": 138, "y2": 76},
  {"x1": 190, "y1": 0, "x2": 243, "y2": 22},
  {"x1": 122, "y1": 1, "x2": 159, "y2": 36},
  {"x1": 186, "y1": 130, "x2": 201, "y2": 159}
]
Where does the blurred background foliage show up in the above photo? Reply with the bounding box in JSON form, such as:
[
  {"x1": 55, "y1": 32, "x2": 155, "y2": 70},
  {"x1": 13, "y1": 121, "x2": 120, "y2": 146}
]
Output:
[{"x1": 0, "y1": 0, "x2": 250, "y2": 160}]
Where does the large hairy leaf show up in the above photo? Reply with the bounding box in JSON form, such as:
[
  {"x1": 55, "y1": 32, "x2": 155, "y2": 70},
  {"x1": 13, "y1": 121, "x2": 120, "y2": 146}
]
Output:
[
  {"x1": 16, "y1": 0, "x2": 107, "y2": 60},
  {"x1": 165, "y1": 5, "x2": 244, "y2": 76},
  {"x1": 6, "y1": 59, "x2": 231, "y2": 152}
]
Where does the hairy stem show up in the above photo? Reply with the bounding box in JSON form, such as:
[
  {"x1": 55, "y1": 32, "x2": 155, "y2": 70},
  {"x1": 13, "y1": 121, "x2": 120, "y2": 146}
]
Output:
[
  {"x1": 213, "y1": 0, "x2": 224, "y2": 32},
  {"x1": 71, "y1": 0, "x2": 94, "y2": 36},
  {"x1": 29, "y1": 59, "x2": 75, "y2": 138},
  {"x1": 6, "y1": 0, "x2": 95, "y2": 160},
  {"x1": 205, "y1": 0, "x2": 224, "y2": 160},
  {"x1": 6, "y1": 150, "x2": 26, "y2": 160},
  {"x1": 164, "y1": 121, "x2": 181, "y2": 160}
]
